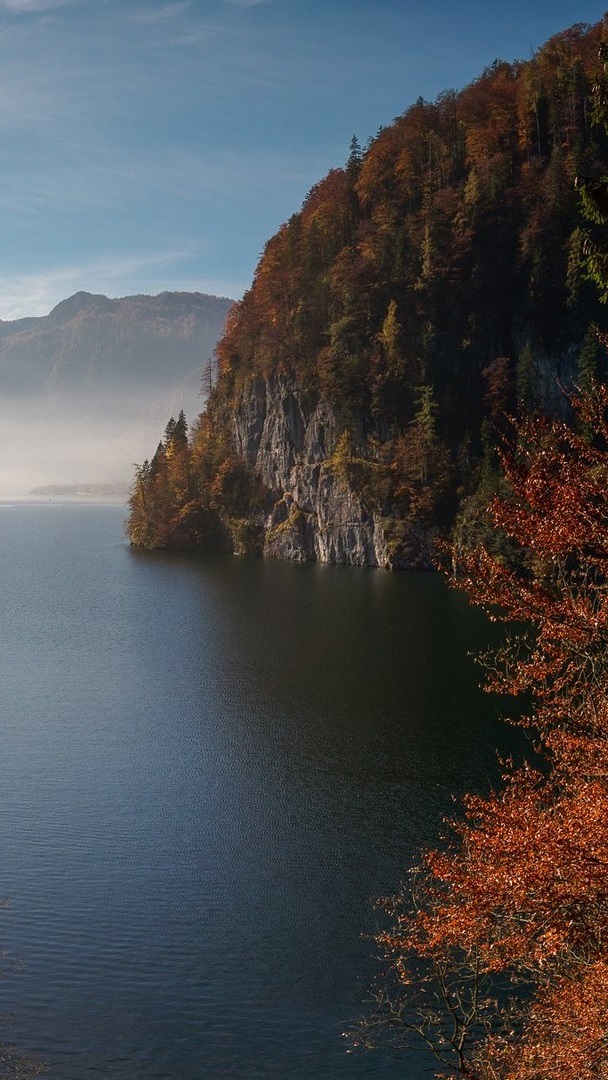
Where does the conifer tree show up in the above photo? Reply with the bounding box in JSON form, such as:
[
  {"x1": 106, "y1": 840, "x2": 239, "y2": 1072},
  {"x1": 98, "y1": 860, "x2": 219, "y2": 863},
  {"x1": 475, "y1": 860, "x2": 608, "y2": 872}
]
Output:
[{"x1": 346, "y1": 134, "x2": 363, "y2": 180}]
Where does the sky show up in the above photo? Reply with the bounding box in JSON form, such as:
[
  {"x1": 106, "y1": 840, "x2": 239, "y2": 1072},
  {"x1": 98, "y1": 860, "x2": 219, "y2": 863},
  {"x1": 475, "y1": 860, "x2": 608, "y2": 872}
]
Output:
[{"x1": 0, "y1": 0, "x2": 607, "y2": 320}]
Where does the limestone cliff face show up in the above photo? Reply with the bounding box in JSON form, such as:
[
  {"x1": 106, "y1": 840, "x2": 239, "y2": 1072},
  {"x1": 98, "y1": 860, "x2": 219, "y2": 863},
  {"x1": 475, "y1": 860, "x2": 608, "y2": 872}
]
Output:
[{"x1": 230, "y1": 374, "x2": 396, "y2": 568}]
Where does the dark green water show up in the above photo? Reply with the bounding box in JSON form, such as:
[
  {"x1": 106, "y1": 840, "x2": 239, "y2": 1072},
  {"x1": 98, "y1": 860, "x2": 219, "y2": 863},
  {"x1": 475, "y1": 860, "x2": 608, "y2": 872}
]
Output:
[{"x1": 0, "y1": 502, "x2": 520, "y2": 1079}]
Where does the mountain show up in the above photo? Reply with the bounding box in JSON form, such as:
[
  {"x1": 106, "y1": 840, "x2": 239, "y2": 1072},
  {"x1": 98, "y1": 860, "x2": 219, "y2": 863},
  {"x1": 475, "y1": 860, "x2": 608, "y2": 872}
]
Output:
[
  {"x1": 0, "y1": 290, "x2": 233, "y2": 495},
  {"x1": 0, "y1": 290, "x2": 232, "y2": 399},
  {"x1": 126, "y1": 18, "x2": 608, "y2": 566}
]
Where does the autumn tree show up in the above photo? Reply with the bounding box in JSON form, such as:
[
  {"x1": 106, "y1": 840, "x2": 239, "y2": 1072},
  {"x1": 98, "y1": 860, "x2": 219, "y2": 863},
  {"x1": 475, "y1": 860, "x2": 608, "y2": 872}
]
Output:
[
  {"x1": 127, "y1": 414, "x2": 196, "y2": 548},
  {"x1": 352, "y1": 388, "x2": 608, "y2": 1080},
  {"x1": 352, "y1": 37, "x2": 608, "y2": 1073},
  {"x1": 127, "y1": 16, "x2": 608, "y2": 567}
]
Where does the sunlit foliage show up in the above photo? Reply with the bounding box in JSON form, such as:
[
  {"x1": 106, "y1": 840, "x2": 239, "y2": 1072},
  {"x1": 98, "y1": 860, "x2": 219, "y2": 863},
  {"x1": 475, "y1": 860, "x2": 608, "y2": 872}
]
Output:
[
  {"x1": 350, "y1": 27, "x2": 608, "y2": 1073},
  {"x1": 128, "y1": 17, "x2": 608, "y2": 561},
  {"x1": 351, "y1": 385, "x2": 608, "y2": 1078}
]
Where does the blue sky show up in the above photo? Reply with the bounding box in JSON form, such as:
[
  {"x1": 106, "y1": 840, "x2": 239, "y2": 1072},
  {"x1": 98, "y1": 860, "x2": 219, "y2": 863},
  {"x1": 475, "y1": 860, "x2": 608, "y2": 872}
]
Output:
[{"x1": 0, "y1": 0, "x2": 606, "y2": 319}]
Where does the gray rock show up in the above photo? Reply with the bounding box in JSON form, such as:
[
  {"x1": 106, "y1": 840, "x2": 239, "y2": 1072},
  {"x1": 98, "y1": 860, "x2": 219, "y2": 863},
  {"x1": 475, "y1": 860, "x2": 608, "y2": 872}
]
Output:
[{"x1": 232, "y1": 374, "x2": 394, "y2": 568}]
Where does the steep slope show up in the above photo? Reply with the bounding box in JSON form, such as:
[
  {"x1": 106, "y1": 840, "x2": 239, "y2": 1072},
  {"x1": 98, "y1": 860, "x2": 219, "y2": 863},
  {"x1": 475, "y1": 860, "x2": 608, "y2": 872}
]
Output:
[{"x1": 127, "y1": 18, "x2": 608, "y2": 566}]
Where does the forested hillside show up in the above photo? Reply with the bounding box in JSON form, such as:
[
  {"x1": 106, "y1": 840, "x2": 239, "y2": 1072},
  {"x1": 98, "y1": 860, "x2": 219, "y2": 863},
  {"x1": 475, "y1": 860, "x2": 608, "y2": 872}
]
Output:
[{"x1": 127, "y1": 18, "x2": 608, "y2": 566}]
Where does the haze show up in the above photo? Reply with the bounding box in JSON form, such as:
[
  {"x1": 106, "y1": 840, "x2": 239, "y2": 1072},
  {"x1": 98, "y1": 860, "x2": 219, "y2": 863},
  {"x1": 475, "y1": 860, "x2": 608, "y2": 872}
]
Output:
[
  {"x1": 0, "y1": 394, "x2": 197, "y2": 497},
  {"x1": 0, "y1": 290, "x2": 231, "y2": 497}
]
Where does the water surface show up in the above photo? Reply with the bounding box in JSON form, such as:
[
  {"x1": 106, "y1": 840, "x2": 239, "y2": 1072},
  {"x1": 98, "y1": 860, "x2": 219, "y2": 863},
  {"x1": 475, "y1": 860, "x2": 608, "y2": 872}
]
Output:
[{"x1": 0, "y1": 503, "x2": 519, "y2": 1078}]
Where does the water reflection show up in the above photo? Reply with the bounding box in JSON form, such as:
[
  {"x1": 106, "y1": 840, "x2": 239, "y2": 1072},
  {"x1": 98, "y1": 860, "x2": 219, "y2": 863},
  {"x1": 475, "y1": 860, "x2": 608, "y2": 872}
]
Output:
[{"x1": 0, "y1": 508, "x2": 524, "y2": 1079}]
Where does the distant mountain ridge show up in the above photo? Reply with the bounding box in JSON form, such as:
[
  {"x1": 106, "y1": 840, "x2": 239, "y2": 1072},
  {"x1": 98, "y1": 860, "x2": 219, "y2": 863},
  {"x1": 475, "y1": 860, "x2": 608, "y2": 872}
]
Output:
[
  {"x1": 0, "y1": 290, "x2": 233, "y2": 399},
  {"x1": 0, "y1": 289, "x2": 234, "y2": 495}
]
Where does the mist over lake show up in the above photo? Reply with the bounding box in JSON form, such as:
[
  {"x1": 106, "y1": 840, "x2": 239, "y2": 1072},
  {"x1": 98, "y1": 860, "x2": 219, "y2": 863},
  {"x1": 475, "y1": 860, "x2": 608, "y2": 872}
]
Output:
[{"x1": 0, "y1": 291, "x2": 232, "y2": 496}]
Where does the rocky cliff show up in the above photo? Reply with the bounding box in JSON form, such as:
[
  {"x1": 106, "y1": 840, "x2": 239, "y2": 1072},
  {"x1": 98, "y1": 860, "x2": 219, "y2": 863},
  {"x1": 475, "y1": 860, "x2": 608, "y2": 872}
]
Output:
[{"x1": 231, "y1": 374, "x2": 396, "y2": 567}]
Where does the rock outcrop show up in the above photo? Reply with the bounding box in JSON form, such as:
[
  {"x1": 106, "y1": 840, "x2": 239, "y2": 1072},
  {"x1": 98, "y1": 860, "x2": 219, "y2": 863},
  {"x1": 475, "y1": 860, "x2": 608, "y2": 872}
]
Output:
[{"x1": 231, "y1": 374, "x2": 396, "y2": 568}]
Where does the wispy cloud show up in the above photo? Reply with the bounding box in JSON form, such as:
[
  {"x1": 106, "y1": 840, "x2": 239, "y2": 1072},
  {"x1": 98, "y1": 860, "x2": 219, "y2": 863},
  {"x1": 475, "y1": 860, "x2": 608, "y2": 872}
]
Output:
[
  {"x1": 146, "y1": 25, "x2": 210, "y2": 48},
  {"x1": 0, "y1": 0, "x2": 74, "y2": 12},
  {"x1": 129, "y1": 2, "x2": 212, "y2": 49},
  {"x1": 0, "y1": 130, "x2": 308, "y2": 222},
  {"x1": 130, "y1": 2, "x2": 192, "y2": 24},
  {"x1": 220, "y1": 0, "x2": 272, "y2": 6}
]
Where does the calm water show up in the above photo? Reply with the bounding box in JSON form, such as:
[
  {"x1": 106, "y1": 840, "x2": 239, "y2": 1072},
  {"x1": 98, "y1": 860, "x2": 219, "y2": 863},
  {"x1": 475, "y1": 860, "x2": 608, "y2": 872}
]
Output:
[{"x1": 0, "y1": 502, "x2": 518, "y2": 1079}]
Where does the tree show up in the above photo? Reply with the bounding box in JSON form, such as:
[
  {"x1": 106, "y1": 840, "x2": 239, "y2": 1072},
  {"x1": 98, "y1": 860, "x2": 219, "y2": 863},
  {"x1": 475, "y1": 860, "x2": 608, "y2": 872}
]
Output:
[
  {"x1": 577, "y1": 324, "x2": 604, "y2": 392},
  {"x1": 346, "y1": 134, "x2": 363, "y2": 181},
  {"x1": 394, "y1": 385, "x2": 452, "y2": 493},
  {"x1": 379, "y1": 299, "x2": 403, "y2": 374},
  {"x1": 354, "y1": 44, "x2": 608, "y2": 1064},
  {"x1": 387, "y1": 385, "x2": 454, "y2": 565},
  {"x1": 352, "y1": 388, "x2": 608, "y2": 1079},
  {"x1": 126, "y1": 414, "x2": 193, "y2": 548},
  {"x1": 201, "y1": 359, "x2": 213, "y2": 401}
]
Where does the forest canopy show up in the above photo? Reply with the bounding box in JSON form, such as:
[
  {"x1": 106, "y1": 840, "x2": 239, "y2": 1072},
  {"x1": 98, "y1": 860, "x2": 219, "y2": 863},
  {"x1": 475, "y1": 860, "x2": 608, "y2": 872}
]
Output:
[{"x1": 127, "y1": 17, "x2": 608, "y2": 567}]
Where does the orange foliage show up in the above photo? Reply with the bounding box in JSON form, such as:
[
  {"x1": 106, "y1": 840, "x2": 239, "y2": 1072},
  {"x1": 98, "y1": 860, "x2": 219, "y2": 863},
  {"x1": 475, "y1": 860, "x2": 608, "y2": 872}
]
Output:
[
  {"x1": 364, "y1": 387, "x2": 608, "y2": 1079},
  {"x1": 460, "y1": 390, "x2": 608, "y2": 732}
]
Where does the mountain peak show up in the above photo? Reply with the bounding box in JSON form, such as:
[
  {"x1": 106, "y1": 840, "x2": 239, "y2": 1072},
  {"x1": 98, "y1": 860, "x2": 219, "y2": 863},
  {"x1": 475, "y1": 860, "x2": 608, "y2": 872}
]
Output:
[{"x1": 48, "y1": 292, "x2": 111, "y2": 322}]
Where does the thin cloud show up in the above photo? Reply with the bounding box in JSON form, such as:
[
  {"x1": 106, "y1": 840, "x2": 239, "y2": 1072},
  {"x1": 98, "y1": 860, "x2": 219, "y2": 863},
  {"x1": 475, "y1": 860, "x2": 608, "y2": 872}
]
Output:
[
  {"x1": 0, "y1": 0, "x2": 74, "y2": 11},
  {"x1": 146, "y1": 26, "x2": 210, "y2": 47},
  {"x1": 130, "y1": 2, "x2": 212, "y2": 49},
  {"x1": 130, "y1": 2, "x2": 192, "y2": 23}
]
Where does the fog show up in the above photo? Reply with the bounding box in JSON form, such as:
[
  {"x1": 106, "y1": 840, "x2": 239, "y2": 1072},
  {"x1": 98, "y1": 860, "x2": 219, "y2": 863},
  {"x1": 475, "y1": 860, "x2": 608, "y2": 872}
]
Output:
[{"x1": 0, "y1": 391, "x2": 201, "y2": 497}]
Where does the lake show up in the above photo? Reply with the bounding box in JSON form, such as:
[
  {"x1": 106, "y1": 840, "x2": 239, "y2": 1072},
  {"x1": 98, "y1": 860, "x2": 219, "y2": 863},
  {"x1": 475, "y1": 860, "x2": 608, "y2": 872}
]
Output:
[{"x1": 0, "y1": 502, "x2": 518, "y2": 1079}]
